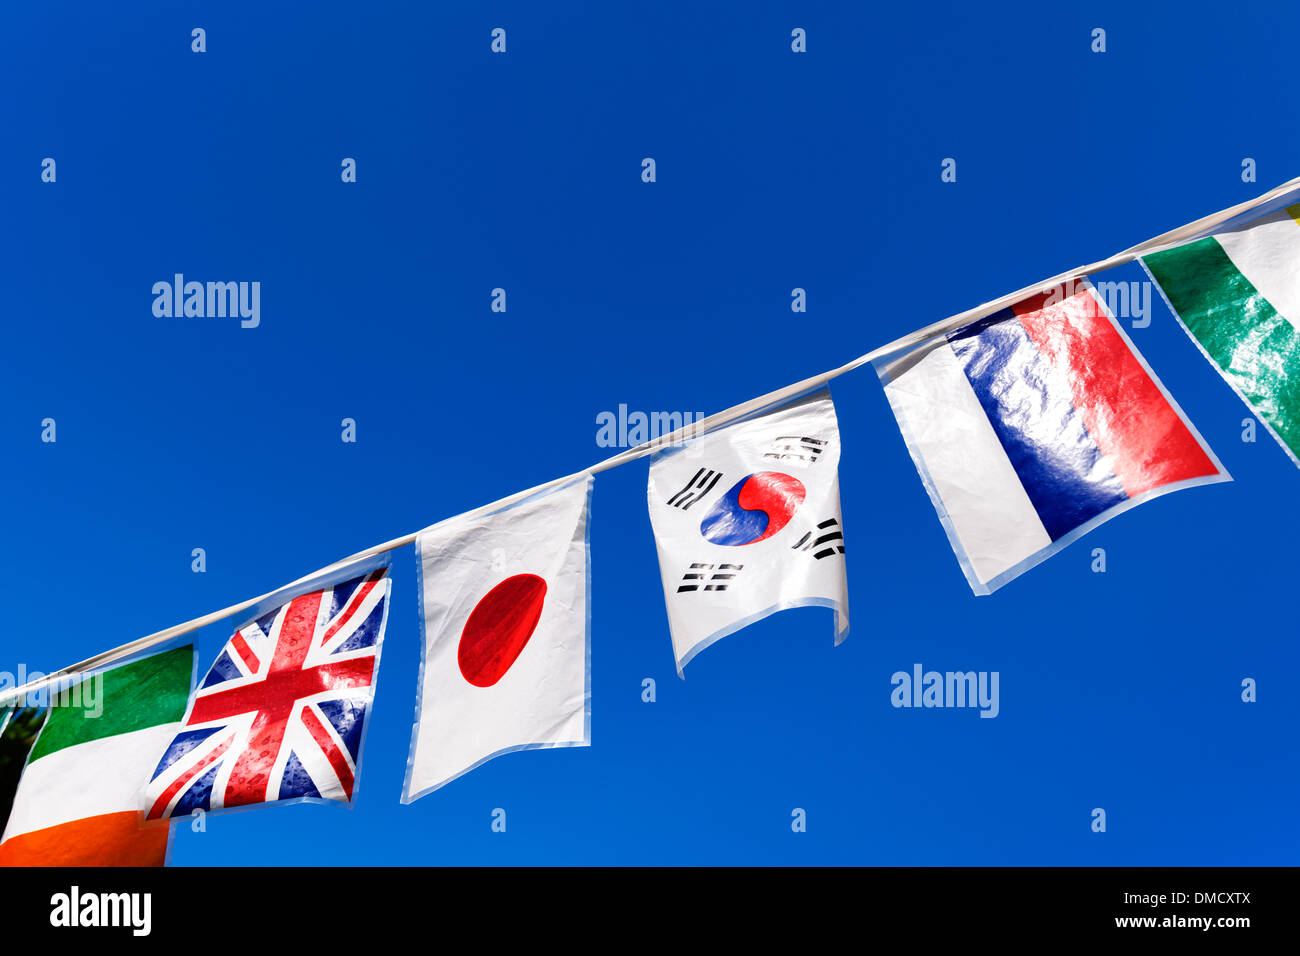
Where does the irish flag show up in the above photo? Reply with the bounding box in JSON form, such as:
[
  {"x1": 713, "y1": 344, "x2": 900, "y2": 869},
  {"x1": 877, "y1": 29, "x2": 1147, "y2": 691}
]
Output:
[
  {"x1": 0, "y1": 646, "x2": 194, "y2": 866},
  {"x1": 1143, "y1": 202, "x2": 1300, "y2": 466}
]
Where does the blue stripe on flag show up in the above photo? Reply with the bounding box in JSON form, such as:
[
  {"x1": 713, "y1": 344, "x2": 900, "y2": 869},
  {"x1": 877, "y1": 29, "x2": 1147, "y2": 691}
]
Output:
[
  {"x1": 946, "y1": 309, "x2": 1128, "y2": 540},
  {"x1": 174, "y1": 761, "x2": 220, "y2": 815}
]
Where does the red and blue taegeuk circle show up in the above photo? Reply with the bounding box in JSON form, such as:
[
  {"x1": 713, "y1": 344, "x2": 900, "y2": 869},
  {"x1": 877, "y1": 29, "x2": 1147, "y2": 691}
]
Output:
[{"x1": 699, "y1": 472, "x2": 806, "y2": 546}]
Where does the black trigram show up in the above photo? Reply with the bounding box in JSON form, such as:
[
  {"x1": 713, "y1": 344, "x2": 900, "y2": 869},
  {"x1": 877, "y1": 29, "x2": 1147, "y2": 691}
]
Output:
[
  {"x1": 677, "y1": 562, "x2": 743, "y2": 592},
  {"x1": 791, "y1": 518, "x2": 845, "y2": 559},
  {"x1": 666, "y1": 468, "x2": 722, "y2": 510},
  {"x1": 763, "y1": 435, "x2": 827, "y2": 463}
]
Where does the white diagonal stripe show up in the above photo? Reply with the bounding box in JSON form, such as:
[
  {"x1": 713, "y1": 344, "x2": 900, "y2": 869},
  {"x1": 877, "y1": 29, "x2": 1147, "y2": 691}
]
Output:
[
  {"x1": 883, "y1": 341, "x2": 1051, "y2": 590},
  {"x1": 3, "y1": 724, "x2": 177, "y2": 840},
  {"x1": 1215, "y1": 207, "x2": 1300, "y2": 332}
]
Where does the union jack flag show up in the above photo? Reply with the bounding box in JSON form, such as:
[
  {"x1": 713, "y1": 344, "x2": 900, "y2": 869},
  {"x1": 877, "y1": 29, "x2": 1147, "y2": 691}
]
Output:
[{"x1": 144, "y1": 568, "x2": 390, "y2": 818}]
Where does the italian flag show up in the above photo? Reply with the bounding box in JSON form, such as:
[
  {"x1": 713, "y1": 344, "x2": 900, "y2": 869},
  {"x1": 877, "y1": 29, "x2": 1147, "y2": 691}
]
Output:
[
  {"x1": 0, "y1": 646, "x2": 194, "y2": 866},
  {"x1": 1143, "y1": 202, "x2": 1300, "y2": 466}
]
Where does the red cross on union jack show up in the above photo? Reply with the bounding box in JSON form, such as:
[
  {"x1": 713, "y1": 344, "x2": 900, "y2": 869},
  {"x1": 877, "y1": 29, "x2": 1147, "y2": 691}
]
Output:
[{"x1": 145, "y1": 568, "x2": 390, "y2": 818}]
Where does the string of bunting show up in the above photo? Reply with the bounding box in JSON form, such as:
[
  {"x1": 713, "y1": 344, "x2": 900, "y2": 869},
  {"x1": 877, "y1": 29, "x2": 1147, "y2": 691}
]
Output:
[{"x1": 4, "y1": 173, "x2": 1298, "y2": 705}]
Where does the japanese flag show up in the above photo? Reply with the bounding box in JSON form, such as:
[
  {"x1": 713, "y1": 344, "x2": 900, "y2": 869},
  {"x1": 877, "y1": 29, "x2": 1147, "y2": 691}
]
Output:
[
  {"x1": 402, "y1": 476, "x2": 592, "y2": 800},
  {"x1": 647, "y1": 390, "x2": 849, "y2": 674}
]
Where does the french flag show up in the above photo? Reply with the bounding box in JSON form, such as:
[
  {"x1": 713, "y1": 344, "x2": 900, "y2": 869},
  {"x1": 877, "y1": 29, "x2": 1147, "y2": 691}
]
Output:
[{"x1": 877, "y1": 281, "x2": 1229, "y2": 594}]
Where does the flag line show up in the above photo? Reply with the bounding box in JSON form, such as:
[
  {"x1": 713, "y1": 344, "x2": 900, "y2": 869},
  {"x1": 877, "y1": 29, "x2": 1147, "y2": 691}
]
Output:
[{"x1": 4, "y1": 174, "x2": 1298, "y2": 706}]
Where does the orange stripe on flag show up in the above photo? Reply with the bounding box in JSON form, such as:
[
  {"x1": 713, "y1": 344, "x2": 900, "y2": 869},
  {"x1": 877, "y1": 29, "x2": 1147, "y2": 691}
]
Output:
[{"x1": 0, "y1": 811, "x2": 170, "y2": 867}]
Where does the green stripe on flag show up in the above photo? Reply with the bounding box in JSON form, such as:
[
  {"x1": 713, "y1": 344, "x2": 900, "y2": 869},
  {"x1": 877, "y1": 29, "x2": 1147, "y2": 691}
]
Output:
[
  {"x1": 27, "y1": 646, "x2": 193, "y2": 762},
  {"x1": 1144, "y1": 236, "x2": 1300, "y2": 457}
]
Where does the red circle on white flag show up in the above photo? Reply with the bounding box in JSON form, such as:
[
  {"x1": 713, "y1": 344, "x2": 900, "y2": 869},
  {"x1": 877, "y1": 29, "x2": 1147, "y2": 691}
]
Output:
[{"x1": 458, "y1": 573, "x2": 548, "y2": 687}]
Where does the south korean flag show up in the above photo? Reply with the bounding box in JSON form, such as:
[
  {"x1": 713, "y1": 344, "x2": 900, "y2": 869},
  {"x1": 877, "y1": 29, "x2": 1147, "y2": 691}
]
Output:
[{"x1": 647, "y1": 390, "x2": 849, "y2": 675}]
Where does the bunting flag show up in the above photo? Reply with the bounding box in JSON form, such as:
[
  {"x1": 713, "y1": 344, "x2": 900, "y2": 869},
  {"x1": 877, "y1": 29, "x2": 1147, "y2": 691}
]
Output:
[
  {"x1": 144, "y1": 567, "x2": 390, "y2": 818},
  {"x1": 875, "y1": 280, "x2": 1229, "y2": 594},
  {"x1": 0, "y1": 182, "x2": 1282, "y2": 834},
  {"x1": 647, "y1": 390, "x2": 848, "y2": 674},
  {"x1": 0, "y1": 646, "x2": 194, "y2": 866},
  {"x1": 402, "y1": 476, "x2": 592, "y2": 800},
  {"x1": 1141, "y1": 202, "x2": 1300, "y2": 466}
]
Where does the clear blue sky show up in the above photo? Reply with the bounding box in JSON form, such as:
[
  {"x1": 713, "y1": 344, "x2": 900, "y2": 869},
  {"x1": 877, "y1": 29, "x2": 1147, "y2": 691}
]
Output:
[{"x1": 1, "y1": 1, "x2": 1296, "y2": 865}]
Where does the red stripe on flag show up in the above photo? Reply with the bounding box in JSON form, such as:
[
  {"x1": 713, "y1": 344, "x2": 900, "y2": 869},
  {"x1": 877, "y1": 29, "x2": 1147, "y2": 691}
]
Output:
[
  {"x1": 1011, "y1": 286, "x2": 1219, "y2": 498},
  {"x1": 147, "y1": 732, "x2": 235, "y2": 820},
  {"x1": 230, "y1": 632, "x2": 259, "y2": 672},
  {"x1": 319, "y1": 573, "x2": 381, "y2": 648},
  {"x1": 300, "y1": 704, "x2": 355, "y2": 799}
]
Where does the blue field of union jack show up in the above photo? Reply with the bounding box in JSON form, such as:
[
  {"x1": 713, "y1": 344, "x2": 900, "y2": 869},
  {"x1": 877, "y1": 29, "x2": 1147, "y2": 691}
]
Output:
[{"x1": 144, "y1": 568, "x2": 390, "y2": 818}]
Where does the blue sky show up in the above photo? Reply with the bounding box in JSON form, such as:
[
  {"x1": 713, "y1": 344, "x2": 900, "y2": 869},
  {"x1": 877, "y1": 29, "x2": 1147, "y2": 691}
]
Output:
[{"x1": 1, "y1": 1, "x2": 1296, "y2": 864}]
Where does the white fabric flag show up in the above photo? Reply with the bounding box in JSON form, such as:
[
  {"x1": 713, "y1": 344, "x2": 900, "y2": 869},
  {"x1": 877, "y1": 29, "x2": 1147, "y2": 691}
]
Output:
[
  {"x1": 648, "y1": 390, "x2": 849, "y2": 674},
  {"x1": 402, "y1": 476, "x2": 592, "y2": 800}
]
